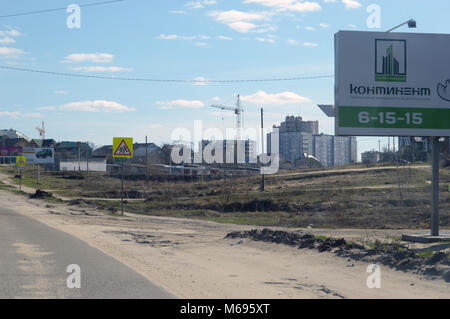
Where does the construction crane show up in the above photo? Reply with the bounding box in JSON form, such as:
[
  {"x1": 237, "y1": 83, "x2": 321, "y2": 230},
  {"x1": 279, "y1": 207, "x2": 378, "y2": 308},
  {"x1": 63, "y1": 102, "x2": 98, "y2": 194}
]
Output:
[
  {"x1": 36, "y1": 121, "x2": 45, "y2": 140},
  {"x1": 211, "y1": 94, "x2": 244, "y2": 140}
]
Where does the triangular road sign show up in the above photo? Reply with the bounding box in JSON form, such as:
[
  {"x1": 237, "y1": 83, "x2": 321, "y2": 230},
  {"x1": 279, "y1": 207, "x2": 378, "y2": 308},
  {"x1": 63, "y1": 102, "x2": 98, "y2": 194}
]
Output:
[
  {"x1": 16, "y1": 156, "x2": 26, "y2": 166},
  {"x1": 114, "y1": 139, "x2": 132, "y2": 157}
]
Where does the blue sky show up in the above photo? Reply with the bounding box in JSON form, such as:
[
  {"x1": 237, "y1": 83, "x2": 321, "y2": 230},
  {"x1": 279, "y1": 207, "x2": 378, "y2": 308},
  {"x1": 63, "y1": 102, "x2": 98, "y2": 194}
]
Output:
[{"x1": 0, "y1": 0, "x2": 447, "y2": 157}]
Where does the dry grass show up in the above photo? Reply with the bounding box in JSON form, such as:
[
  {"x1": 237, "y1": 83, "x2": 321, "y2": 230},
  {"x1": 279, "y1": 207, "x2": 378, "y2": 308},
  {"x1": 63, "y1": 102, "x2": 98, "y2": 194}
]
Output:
[{"x1": 1, "y1": 164, "x2": 449, "y2": 229}]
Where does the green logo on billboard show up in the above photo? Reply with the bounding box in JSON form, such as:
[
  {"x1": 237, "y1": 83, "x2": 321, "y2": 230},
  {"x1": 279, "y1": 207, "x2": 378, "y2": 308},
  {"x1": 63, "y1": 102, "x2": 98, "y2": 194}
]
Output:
[{"x1": 375, "y1": 39, "x2": 406, "y2": 82}]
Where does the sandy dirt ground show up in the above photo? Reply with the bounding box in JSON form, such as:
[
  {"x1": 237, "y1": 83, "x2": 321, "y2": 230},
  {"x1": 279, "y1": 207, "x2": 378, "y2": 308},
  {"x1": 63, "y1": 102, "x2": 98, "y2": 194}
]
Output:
[{"x1": 1, "y1": 189, "x2": 449, "y2": 299}]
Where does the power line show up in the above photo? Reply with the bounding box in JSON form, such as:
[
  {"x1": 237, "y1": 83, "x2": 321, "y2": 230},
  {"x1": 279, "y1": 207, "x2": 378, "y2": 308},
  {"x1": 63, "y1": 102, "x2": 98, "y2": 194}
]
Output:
[
  {"x1": 0, "y1": 0, "x2": 125, "y2": 19},
  {"x1": 0, "y1": 65, "x2": 334, "y2": 83}
]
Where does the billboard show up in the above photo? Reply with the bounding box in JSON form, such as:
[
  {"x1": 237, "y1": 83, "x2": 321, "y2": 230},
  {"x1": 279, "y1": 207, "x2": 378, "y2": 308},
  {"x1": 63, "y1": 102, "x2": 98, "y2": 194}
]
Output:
[
  {"x1": 335, "y1": 31, "x2": 450, "y2": 137},
  {"x1": 22, "y1": 147, "x2": 55, "y2": 164}
]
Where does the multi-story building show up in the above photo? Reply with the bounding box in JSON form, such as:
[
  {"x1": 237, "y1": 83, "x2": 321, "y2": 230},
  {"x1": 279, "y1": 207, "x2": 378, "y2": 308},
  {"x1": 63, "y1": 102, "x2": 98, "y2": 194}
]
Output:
[
  {"x1": 0, "y1": 129, "x2": 29, "y2": 141},
  {"x1": 313, "y1": 134, "x2": 357, "y2": 167},
  {"x1": 267, "y1": 116, "x2": 357, "y2": 168},
  {"x1": 313, "y1": 134, "x2": 334, "y2": 167},
  {"x1": 267, "y1": 116, "x2": 318, "y2": 163},
  {"x1": 277, "y1": 116, "x2": 319, "y2": 134},
  {"x1": 199, "y1": 139, "x2": 257, "y2": 164}
]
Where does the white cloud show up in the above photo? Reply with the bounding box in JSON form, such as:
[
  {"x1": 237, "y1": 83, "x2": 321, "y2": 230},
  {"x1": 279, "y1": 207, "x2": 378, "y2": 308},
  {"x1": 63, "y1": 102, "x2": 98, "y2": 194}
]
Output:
[
  {"x1": 186, "y1": 0, "x2": 217, "y2": 9},
  {"x1": 157, "y1": 34, "x2": 212, "y2": 45},
  {"x1": 319, "y1": 22, "x2": 330, "y2": 28},
  {"x1": 62, "y1": 53, "x2": 114, "y2": 64},
  {"x1": 0, "y1": 47, "x2": 25, "y2": 59},
  {"x1": 0, "y1": 111, "x2": 44, "y2": 118},
  {"x1": 256, "y1": 37, "x2": 275, "y2": 43},
  {"x1": 156, "y1": 100, "x2": 205, "y2": 109},
  {"x1": 37, "y1": 106, "x2": 57, "y2": 111},
  {"x1": 243, "y1": 0, "x2": 321, "y2": 12},
  {"x1": 0, "y1": 37, "x2": 15, "y2": 44},
  {"x1": 287, "y1": 38, "x2": 298, "y2": 45},
  {"x1": 54, "y1": 90, "x2": 68, "y2": 95},
  {"x1": 209, "y1": 10, "x2": 276, "y2": 33},
  {"x1": 0, "y1": 29, "x2": 23, "y2": 37},
  {"x1": 71, "y1": 66, "x2": 132, "y2": 73},
  {"x1": 342, "y1": 0, "x2": 361, "y2": 9},
  {"x1": 157, "y1": 34, "x2": 196, "y2": 40},
  {"x1": 228, "y1": 21, "x2": 257, "y2": 33},
  {"x1": 60, "y1": 100, "x2": 135, "y2": 113},
  {"x1": 305, "y1": 26, "x2": 316, "y2": 31},
  {"x1": 303, "y1": 41, "x2": 318, "y2": 47},
  {"x1": 241, "y1": 90, "x2": 310, "y2": 105},
  {"x1": 209, "y1": 10, "x2": 271, "y2": 24},
  {"x1": 217, "y1": 35, "x2": 233, "y2": 40},
  {"x1": 0, "y1": 47, "x2": 25, "y2": 55}
]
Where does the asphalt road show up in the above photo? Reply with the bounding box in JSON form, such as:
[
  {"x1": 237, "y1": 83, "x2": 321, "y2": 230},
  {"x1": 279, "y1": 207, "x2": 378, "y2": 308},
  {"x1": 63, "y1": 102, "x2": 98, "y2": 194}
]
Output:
[{"x1": 0, "y1": 206, "x2": 174, "y2": 299}]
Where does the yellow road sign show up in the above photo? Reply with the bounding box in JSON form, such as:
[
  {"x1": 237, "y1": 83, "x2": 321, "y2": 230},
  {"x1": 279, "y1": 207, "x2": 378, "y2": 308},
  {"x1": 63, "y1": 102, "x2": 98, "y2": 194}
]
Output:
[
  {"x1": 16, "y1": 156, "x2": 26, "y2": 167},
  {"x1": 113, "y1": 137, "x2": 133, "y2": 158}
]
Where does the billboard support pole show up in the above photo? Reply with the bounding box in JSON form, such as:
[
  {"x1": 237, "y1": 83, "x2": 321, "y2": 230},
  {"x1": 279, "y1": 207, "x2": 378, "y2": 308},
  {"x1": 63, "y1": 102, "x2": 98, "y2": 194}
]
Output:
[
  {"x1": 431, "y1": 137, "x2": 440, "y2": 236},
  {"x1": 37, "y1": 164, "x2": 40, "y2": 185},
  {"x1": 19, "y1": 168, "x2": 22, "y2": 191}
]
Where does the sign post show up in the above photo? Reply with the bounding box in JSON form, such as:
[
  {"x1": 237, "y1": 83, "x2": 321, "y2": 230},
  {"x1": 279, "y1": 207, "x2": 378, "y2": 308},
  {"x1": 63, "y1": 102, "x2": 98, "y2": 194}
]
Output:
[
  {"x1": 335, "y1": 31, "x2": 450, "y2": 238},
  {"x1": 16, "y1": 156, "x2": 26, "y2": 191},
  {"x1": 113, "y1": 137, "x2": 133, "y2": 216}
]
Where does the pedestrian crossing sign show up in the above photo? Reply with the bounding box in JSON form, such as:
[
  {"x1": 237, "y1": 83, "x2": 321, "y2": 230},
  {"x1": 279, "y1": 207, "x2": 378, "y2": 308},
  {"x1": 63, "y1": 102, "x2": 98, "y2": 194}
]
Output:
[
  {"x1": 16, "y1": 156, "x2": 26, "y2": 167},
  {"x1": 113, "y1": 137, "x2": 133, "y2": 158}
]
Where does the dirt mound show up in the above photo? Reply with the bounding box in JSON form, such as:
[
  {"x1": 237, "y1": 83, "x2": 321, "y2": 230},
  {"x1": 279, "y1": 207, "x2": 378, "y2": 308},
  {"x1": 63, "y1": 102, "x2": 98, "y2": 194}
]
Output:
[
  {"x1": 29, "y1": 190, "x2": 53, "y2": 199},
  {"x1": 221, "y1": 199, "x2": 289, "y2": 213},
  {"x1": 226, "y1": 228, "x2": 450, "y2": 282}
]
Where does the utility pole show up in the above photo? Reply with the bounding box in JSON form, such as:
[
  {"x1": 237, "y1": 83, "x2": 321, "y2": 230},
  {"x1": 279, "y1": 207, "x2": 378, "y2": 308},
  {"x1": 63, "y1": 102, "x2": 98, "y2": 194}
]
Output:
[
  {"x1": 86, "y1": 142, "x2": 89, "y2": 176},
  {"x1": 145, "y1": 136, "x2": 148, "y2": 189},
  {"x1": 378, "y1": 140, "x2": 381, "y2": 153},
  {"x1": 260, "y1": 108, "x2": 265, "y2": 192},
  {"x1": 78, "y1": 142, "x2": 81, "y2": 172}
]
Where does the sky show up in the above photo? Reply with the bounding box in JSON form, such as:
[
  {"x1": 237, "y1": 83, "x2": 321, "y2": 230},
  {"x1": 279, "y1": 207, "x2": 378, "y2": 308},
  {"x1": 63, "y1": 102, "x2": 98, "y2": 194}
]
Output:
[{"x1": 0, "y1": 0, "x2": 448, "y2": 158}]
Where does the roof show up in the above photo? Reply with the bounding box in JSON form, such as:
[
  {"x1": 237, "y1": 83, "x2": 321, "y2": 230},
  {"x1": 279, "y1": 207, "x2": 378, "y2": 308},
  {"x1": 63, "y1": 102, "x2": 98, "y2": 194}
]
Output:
[
  {"x1": 31, "y1": 139, "x2": 57, "y2": 148},
  {"x1": 0, "y1": 129, "x2": 29, "y2": 141},
  {"x1": 92, "y1": 145, "x2": 113, "y2": 156},
  {"x1": 56, "y1": 141, "x2": 92, "y2": 151},
  {"x1": 0, "y1": 137, "x2": 29, "y2": 147}
]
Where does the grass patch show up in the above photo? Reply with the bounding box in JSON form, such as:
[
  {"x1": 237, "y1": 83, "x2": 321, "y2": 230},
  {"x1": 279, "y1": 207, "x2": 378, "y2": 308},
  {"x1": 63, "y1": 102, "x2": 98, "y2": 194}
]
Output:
[{"x1": 417, "y1": 250, "x2": 434, "y2": 259}]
